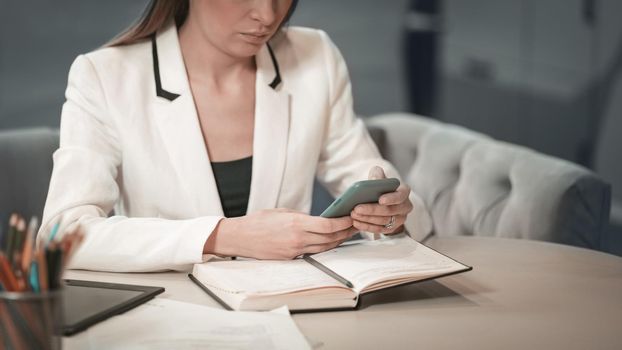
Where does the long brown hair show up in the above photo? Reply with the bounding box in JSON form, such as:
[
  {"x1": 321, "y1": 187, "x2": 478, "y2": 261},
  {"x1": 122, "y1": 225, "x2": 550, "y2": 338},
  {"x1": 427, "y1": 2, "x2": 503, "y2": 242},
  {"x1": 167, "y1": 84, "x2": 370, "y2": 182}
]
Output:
[
  {"x1": 107, "y1": 0, "x2": 189, "y2": 47},
  {"x1": 107, "y1": 0, "x2": 299, "y2": 47}
]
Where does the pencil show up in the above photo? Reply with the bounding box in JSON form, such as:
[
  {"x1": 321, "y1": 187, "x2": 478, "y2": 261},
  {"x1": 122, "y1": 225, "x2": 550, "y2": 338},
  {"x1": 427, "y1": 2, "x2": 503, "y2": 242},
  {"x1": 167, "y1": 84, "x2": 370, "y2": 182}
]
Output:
[
  {"x1": 29, "y1": 261, "x2": 40, "y2": 293},
  {"x1": 303, "y1": 254, "x2": 354, "y2": 288},
  {"x1": 0, "y1": 224, "x2": 4, "y2": 252},
  {"x1": 11, "y1": 218, "x2": 27, "y2": 271},
  {"x1": 0, "y1": 253, "x2": 19, "y2": 291},
  {"x1": 0, "y1": 302, "x2": 28, "y2": 350},
  {"x1": 13, "y1": 270, "x2": 27, "y2": 292},
  {"x1": 37, "y1": 248, "x2": 48, "y2": 292},
  {"x1": 47, "y1": 217, "x2": 62, "y2": 244},
  {"x1": 21, "y1": 217, "x2": 38, "y2": 273},
  {"x1": 53, "y1": 249, "x2": 63, "y2": 290},
  {"x1": 5, "y1": 213, "x2": 18, "y2": 266},
  {"x1": 14, "y1": 296, "x2": 48, "y2": 348},
  {"x1": 0, "y1": 258, "x2": 14, "y2": 291},
  {"x1": 45, "y1": 246, "x2": 63, "y2": 290},
  {"x1": 2, "y1": 214, "x2": 84, "y2": 294}
]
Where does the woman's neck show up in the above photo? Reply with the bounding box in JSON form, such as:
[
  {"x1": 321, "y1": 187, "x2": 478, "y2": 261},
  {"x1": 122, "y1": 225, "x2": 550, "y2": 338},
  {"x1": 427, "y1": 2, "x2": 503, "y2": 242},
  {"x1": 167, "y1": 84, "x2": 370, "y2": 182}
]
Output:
[{"x1": 178, "y1": 20, "x2": 255, "y2": 92}]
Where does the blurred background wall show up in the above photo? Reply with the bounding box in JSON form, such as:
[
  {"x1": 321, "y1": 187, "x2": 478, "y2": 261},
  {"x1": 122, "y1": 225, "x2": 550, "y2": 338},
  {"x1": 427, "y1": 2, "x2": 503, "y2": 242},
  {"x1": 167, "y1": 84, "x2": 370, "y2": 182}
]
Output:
[{"x1": 1, "y1": 0, "x2": 620, "y2": 253}]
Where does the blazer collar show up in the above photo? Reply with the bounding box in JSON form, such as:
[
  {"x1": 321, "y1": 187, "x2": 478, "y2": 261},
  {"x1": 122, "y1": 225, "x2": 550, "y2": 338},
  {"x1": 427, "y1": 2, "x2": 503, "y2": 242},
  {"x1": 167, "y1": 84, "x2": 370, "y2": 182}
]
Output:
[
  {"x1": 151, "y1": 24, "x2": 282, "y2": 101},
  {"x1": 151, "y1": 23, "x2": 290, "y2": 216}
]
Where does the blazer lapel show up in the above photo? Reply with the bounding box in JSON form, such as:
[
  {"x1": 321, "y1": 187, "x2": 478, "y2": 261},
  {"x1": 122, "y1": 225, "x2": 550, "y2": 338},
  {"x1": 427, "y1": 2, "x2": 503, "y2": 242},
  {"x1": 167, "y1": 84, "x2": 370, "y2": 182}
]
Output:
[
  {"x1": 246, "y1": 43, "x2": 291, "y2": 214},
  {"x1": 151, "y1": 24, "x2": 224, "y2": 217},
  {"x1": 150, "y1": 24, "x2": 290, "y2": 217}
]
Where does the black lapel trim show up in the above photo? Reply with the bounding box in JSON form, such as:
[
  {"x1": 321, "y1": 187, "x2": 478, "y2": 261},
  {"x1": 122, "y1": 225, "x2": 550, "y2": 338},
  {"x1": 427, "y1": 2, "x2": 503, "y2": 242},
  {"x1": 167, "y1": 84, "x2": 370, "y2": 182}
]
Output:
[
  {"x1": 266, "y1": 43, "x2": 282, "y2": 89},
  {"x1": 151, "y1": 35, "x2": 180, "y2": 101}
]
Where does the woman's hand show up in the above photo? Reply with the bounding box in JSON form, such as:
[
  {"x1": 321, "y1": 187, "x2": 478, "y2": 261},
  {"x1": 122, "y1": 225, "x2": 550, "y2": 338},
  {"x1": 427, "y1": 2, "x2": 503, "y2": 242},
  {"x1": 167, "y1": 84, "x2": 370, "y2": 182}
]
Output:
[
  {"x1": 350, "y1": 166, "x2": 413, "y2": 235},
  {"x1": 205, "y1": 208, "x2": 356, "y2": 260}
]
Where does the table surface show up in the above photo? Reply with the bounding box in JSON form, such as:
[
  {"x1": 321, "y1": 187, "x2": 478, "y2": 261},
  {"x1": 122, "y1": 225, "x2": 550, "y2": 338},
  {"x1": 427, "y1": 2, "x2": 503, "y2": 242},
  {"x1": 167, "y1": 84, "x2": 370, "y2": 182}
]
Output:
[{"x1": 63, "y1": 236, "x2": 622, "y2": 350}]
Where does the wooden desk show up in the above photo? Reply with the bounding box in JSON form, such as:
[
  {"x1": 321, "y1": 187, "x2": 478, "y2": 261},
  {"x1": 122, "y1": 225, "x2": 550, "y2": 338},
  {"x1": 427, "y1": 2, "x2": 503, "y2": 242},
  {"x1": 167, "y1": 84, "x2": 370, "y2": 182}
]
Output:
[{"x1": 63, "y1": 237, "x2": 622, "y2": 349}]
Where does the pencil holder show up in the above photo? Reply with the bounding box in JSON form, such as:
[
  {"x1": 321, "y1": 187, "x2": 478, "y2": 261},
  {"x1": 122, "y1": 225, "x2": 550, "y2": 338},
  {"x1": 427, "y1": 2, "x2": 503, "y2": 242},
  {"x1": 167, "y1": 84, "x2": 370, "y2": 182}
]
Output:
[{"x1": 0, "y1": 289, "x2": 63, "y2": 350}]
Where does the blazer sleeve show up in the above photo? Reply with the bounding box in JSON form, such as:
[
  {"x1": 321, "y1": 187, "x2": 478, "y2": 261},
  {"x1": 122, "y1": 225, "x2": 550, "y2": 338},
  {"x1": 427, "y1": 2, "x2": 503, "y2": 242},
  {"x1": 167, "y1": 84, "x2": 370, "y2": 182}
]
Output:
[
  {"x1": 314, "y1": 32, "x2": 433, "y2": 241},
  {"x1": 38, "y1": 55, "x2": 221, "y2": 272}
]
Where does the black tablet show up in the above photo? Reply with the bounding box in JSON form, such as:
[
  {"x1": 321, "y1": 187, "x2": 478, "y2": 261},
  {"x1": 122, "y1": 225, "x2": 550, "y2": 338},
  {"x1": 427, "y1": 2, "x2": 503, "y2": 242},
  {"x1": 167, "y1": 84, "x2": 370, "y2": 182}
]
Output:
[{"x1": 62, "y1": 279, "x2": 165, "y2": 336}]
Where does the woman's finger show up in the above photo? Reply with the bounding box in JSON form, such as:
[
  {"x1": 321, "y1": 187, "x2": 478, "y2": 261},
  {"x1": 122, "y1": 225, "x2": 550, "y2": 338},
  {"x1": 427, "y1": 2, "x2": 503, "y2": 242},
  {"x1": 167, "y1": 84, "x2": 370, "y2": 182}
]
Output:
[
  {"x1": 353, "y1": 201, "x2": 412, "y2": 217},
  {"x1": 383, "y1": 225, "x2": 405, "y2": 235},
  {"x1": 303, "y1": 236, "x2": 352, "y2": 255},
  {"x1": 350, "y1": 211, "x2": 396, "y2": 226},
  {"x1": 302, "y1": 227, "x2": 357, "y2": 246},
  {"x1": 352, "y1": 220, "x2": 388, "y2": 234},
  {"x1": 354, "y1": 218, "x2": 404, "y2": 235},
  {"x1": 295, "y1": 214, "x2": 353, "y2": 234},
  {"x1": 368, "y1": 166, "x2": 386, "y2": 180},
  {"x1": 378, "y1": 185, "x2": 410, "y2": 205}
]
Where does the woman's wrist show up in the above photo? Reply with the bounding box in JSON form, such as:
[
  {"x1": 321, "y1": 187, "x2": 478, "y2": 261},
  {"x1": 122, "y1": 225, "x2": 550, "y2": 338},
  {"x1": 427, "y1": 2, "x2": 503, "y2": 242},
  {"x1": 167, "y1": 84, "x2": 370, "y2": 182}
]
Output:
[{"x1": 203, "y1": 217, "x2": 244, "y2": 256}]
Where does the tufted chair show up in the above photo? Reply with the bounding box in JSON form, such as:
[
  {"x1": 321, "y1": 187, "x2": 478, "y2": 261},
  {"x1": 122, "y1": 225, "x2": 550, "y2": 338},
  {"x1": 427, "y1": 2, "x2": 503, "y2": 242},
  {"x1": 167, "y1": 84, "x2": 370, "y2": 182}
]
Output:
[
  {"x1": 3, "y1": 124, "x2": 612, "y2": 250},
  {"x1": 366, "y1": 113, "x2": 611, "y2": 249}
]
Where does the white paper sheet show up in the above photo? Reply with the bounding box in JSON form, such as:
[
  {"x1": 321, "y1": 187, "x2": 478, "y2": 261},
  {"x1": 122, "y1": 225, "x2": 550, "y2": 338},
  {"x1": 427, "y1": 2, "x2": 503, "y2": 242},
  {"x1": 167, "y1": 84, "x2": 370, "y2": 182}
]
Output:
[{"x1": 81, "y1": 298, "x2": 310, "y2": 350}]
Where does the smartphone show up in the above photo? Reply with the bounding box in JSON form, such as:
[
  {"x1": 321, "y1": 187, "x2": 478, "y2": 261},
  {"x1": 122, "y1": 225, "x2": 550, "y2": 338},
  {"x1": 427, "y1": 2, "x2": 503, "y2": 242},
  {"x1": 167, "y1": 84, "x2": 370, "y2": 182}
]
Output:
[{"x1": 320, "y1": 178, "x2": 400, "y2": 218}]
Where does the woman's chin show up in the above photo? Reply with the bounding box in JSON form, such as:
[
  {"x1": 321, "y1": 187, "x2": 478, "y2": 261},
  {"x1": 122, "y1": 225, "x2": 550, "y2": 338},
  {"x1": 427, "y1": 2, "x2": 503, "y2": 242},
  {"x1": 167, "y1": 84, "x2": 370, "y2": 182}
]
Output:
[{"x1": 229, "y1": 42, "x2": 264, "y2": 58}]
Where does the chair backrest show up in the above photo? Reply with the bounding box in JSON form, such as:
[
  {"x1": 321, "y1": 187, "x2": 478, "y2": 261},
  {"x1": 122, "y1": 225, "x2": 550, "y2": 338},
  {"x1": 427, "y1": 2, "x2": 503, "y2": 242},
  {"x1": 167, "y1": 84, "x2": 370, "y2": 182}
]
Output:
[
  {"x1": 0, "y1": 128, "x2": 59, "y2": 224},
  {"x1": 367, "y1": 113, "x2": 611, "y2": 249},
  {"x1": 594, "y1": 63, "x2": 622, "y2": 226},
  {"x1": 3, "y1": 125, "x2": 610, "y2": 249}
]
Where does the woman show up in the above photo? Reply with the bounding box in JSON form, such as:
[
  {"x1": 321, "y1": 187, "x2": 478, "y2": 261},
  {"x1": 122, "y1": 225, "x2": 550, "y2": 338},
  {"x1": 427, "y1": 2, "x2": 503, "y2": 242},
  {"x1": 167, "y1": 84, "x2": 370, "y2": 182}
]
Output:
[{"x1": 39, "y1": 0, "x2": 432, "y2": 271}]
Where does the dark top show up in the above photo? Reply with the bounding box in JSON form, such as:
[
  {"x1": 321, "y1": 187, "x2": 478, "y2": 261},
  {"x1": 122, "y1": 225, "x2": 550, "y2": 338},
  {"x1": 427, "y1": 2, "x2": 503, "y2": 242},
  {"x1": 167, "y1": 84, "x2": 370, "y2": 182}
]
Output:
[{"x1": 211, "y1": 156, "x2": 253, "y2": 218}]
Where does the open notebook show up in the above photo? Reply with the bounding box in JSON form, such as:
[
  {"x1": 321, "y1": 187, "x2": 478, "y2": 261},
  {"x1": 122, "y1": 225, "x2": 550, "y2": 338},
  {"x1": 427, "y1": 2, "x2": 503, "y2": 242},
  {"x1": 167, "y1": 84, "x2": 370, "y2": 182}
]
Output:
[{"x1": 190, "y1": 235, "x2": 471, "y2": 312}]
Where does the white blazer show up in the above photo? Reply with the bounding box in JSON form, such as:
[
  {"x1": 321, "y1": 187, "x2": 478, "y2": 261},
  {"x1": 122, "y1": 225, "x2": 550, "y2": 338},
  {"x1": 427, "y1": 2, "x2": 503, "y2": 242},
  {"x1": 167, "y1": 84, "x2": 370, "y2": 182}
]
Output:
[{"x1": 40, "y1": 23, "x2": 432, "y2": 272}]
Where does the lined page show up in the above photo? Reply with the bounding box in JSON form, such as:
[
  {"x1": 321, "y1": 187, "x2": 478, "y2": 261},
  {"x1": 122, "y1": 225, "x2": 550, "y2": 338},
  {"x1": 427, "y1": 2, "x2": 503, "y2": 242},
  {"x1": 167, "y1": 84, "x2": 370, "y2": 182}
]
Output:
[
  {"x1": 312, "y1": 235, "x2": 468, "y2": 293},
  {"x1": 193, "y1": 259, "x2": 344, "y2": 295}
]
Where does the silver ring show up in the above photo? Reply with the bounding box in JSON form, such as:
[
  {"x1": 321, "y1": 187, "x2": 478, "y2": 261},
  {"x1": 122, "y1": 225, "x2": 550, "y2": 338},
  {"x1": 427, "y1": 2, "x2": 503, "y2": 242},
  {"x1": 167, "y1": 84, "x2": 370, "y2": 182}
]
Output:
[{"x1": 384, "y1": 215, "x2": 395, "y2": 230}]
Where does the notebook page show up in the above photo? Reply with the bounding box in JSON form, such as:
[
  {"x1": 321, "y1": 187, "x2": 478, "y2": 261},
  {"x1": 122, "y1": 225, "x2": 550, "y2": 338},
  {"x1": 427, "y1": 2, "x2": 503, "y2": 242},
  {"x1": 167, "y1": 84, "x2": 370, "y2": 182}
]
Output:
[
  {"x1": 193, "y1": 259, "x2": 345, "y2": 295},
  {"x1": 312, "y1": 235, "x2": 467, "y2": 292}
]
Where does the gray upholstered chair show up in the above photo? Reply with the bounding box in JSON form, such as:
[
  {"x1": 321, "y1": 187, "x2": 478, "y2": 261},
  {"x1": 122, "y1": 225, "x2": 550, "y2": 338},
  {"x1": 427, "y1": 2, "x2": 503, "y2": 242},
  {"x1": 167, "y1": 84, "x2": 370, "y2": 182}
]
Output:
[
  {"x1": 366, "y1": 113, "x2": 611, "y2": 250},
  {"x1": 0, "y1": 128, "x2": 59, "y2": 223},
  {"x1": 594, "y1": 60, "x2": 622, "y2": 255},
  {"x1": 2, "y1": 124, "x2": 612, "y2": 251}
]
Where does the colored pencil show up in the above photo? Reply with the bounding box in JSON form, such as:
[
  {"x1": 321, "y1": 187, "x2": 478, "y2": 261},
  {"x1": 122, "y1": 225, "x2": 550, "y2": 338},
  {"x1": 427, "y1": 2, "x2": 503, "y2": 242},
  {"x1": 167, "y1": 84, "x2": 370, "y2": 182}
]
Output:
[
  {"x1": 48, "y1": 220, "x2": 60, "y2": 244},
  {"x1": 36, "y1": 248, "x2": 48, "y2": 292},
  {"x1": 1, "y1": 215, "x2": 83, "y2": 293},
  {"x1": 0, "y1": 253, "x2": 19, "y2": 291},
  {"x1": 0, "y1": 302, "x2": 27, "y2": 350},
  {"x1": 1, "y1": 213, "x2": 85, "y2": 349},
  {"x1": 12, "y1": 218, "x2": 26, "y2": 269},
  {"x1": 5, "y1": 213, "x2": 18, "y2": 268},
  {"x1": 20, "y1": 217, "x2": 38, "y2": 273},
  {"x1": 0, "y1": 224, "x2": 4, "y2": 252},
  {"x1": 29, "y1": 262, "x2": 40, "y2": 293}
]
